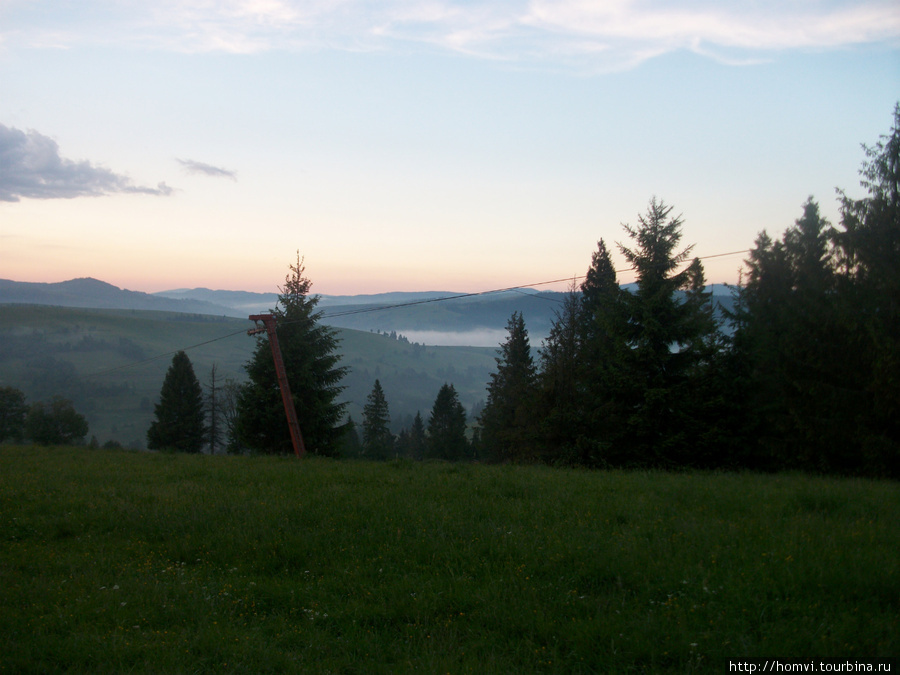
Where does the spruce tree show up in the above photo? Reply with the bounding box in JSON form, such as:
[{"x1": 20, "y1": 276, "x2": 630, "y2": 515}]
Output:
[
  {"x1": 616, "y1": 198, "x2": 720, "y2": 466},
  {"x1": 577, "y1": 239, "x2": 632, "y2": 466},
  {"x1": 734, "y1": 199, "x2": 865, "y2": 472},
  {"x1": 235, "y1": 255, "x2": 347, "y2": 456},
  {"x1": 479, "y1": 312, "x2": 537, "y2": 462},
  {"x1": 147, "y1": 351, "x2": 206, "y2": 452},
  {"x1": 409, "y1": 412, "x2": 427, "y2": 460},
  {"x1": 835, "y1": 103, "x2": 900, "y2": 475},
  {"x1": 362, "y1": 379, "x2": 393, "y2": 459},
  {"x1": 537, "y1": 288, "x2": 585, "y2": 464},
  {"x1": 426, "y1": 384, "x2": 468, "y2": 460}
]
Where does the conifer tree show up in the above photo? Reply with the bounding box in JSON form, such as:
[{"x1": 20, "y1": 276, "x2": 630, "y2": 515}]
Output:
[
  {"x1": 616, "y1": 198, "x2": 720, "y2": 465},
  {"x1": 408, "y1": 411, "x2": 427, "y2": 460},
  {"x1": 577, "y1": 239, "x2": 632, "y2": 466},
  {"x1": 235, "y1": 255, "x2": 347, "y2": 456},
  {"x1": 479, "y1": 312, "x2": 537, "y2": 462},
  {"x1": 734, "y1": 199, "x2": 865, "y2": 472},
  {"x1": 426, "y1": 384, "x2": 468, "y2": 460},
  {"x1": 835, "y1": 103, "x2": 900, "y2": 475},
  {"x1": 339, "y1": 416, "x2": 363, "y2": 458},
  {"x1": 537, "y1": 288, "x2": 584, "y2": 464},
  {"x1": 147, "y1": 351, "x2": 206, "y2": 452},
  {"x1": 362, "y1": 379, "x2": 393, "y2": 459}
]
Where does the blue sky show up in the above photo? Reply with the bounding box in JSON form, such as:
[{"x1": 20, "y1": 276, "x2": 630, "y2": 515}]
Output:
[{"x1": 1, "y1": 0, "x2": 898, "y2": 294}]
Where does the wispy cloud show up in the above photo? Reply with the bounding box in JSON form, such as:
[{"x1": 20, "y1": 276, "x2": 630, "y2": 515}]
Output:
[
  {"x1": 177, "y1": 158, "x2": 237, "y2": 180},
  {"x1": 2, "y1": 1, "x2": 898, "y2": 69},
  {"x1": 0, "y1": 123, "x2": 173, "y2": 202}
]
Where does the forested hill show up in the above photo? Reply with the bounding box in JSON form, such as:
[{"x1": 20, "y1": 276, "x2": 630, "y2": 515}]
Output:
[
  {"x1": 0, "y1": 278, "x2": 235, "y2": 315},
  {"x1": 1, "y1": 278, "x2": 736, "y2": 341}
]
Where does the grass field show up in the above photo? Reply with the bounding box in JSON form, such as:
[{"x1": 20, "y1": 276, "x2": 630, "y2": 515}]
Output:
[{"x1": 1, "y1": 446, "x2": 897, "y2": 674}]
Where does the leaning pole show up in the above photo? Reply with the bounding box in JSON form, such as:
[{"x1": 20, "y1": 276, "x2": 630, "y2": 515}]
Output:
[{"x1": 248, "y1": 314, "x2": 306, "y2": 458}]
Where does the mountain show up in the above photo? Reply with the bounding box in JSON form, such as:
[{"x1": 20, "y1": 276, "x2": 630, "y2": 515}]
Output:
[
  {"x1": 155, "y1": 286, "x2": 572, "y2": 340},
  {"x1": 1, "y1": 278, "x2": 737, "y2": 346},
  {"x1": 0, "y1": 278, "x2": 237, "y2": 316}
]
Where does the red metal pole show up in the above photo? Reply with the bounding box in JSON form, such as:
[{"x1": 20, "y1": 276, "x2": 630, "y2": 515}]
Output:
[{"x1": 249, "y1": 314, "x2": 306, "y2": 458}]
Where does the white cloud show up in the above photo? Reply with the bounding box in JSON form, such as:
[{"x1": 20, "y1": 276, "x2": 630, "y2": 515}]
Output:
[
  {"x1": 2, "y1": 0, "x2": 898, "y2": 67},
  {"x1": 0, "y1": 123, "x2": 173, "y2": 201}
]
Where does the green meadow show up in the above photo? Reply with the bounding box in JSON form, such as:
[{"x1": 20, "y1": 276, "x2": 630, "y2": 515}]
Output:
[{"x1": 1, "y1": 446, "x2": 897, "y2": 673}]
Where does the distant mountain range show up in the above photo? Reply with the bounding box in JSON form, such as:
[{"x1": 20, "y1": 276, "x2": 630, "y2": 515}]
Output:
[{"x1": 0, "y1": 277, "x2": 736, "y2": 344}]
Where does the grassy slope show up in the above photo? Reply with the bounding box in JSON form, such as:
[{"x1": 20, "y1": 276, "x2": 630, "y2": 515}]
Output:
[
  {"x1": 1, "y1": 446, "x2": 897, "y2": 673},
  {"x1": 0, "y1": 305, "x2": 496, "y2": 444}
]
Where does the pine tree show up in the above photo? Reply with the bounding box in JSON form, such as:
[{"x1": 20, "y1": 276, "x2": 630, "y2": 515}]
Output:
[
  {"x1": 577, "y1": 239, "x2": 632, "y2": 466},
  {"x1": 479, "y1": 312, "x2": 537, "y2": 462},
  {"x1": 362, "y1": 379, "x2": 393, "y2": 459},
  {"x1": 205, "y1": 364, "x2": 223, "y2": 454},
  {"x1": 409, "y1": 411, "x2": 426, "y2": 460},
  {"x1": 426, "y1": 384, "x2": 468, "y2": 460},
  {"x1": 147, "y1": 351, "x2": 206, "y2": 452},
  {"x1": 339, "y1": 416, "x2": 363, "y2": 458},
  {"x1": 537, "y1": 288, "x2": 585, "y2": 464},
  {"x1": 616, "y1": 198, "x2": 720, "y2": 466},
  {"x1": 834, "y1": 103, "x2": 900, "y2": 475},
  {"x1": 235, "y1": 255, "x2": 347, "y2": 456},
  {"x1": 734, "y1": 199, "x2": 867, "y2": 472}
]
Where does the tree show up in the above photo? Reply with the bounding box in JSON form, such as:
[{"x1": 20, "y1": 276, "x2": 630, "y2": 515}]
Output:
[
  {"x1": 396, "y1": 412, "x2": 426, "y2": 460},
  {"x1": 426, "y1": 384, "x2": 469, "y2": 460},
  {"x1": 0, "y1": 386, "x2": 27, "y2": 443},
  {"x1": 732, "y1": 198, "x2": 874, "y2": 473},
  {"x1": 219, "y1": 378, "x2": 244, "y2": 454},
  {"x1": 537, "y1": 287, "x2": 585, "y2": 464},
  {"x1": 235, "y1": 254, "x2": 348, "y2": 456},
  {"x1": 362, "y1": 379, "x2": 393, "y2": 459},
  {"x1": 205, "y1": 364, "x2": 223, "y2": 454},
  {"x1": 835, "y1": 104, "x2": 900, "y2": 475},
  {"x1": 338, "y1": 416, "x2": 363, "y2": 458},
  {"x1": 479, "y1": 312, "x2": 538, "y2": 462},
  {"x1": 576, "y1": 239, "x2": 633, "y2": 466},
  {"x1": 147, "y1": 350, "x2": 206, "y2": 453},
  {"x1": 25, "y1": 396, "x2": 89, "y2": 446},
  {"x1": 615, "y1": 198, "x2": 721, "y2": 466}
]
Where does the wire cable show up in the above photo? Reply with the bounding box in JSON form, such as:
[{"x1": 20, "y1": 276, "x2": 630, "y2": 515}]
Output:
[{"x1": 82, "y1": 247, "x2": 751, "y2": 378}]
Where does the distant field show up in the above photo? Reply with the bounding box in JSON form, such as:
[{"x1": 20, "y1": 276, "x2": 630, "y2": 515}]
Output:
[
  {"x1": 0, "y1": 305, "x2": 497, "y2": 445},
  {"x1": 1, "y1": 446, "x2": 897, "y2": 673}
]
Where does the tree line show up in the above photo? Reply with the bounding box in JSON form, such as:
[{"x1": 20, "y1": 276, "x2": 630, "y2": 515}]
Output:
[
  {"x1": 141, "y1": 104, "x2": 900, "y2": 476},
  {"x1": 475, "y1": 105, "x2": 899, "y2": 477},
  {"x1": 5, "y1": 105, "x2": 895, "y2": 478},
  {"x1": 0, "y1": 388, "x2": 88, "y2": 446}
]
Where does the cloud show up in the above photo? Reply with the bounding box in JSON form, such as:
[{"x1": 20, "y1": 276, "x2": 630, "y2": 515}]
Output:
[
  {"x1": 3, "y1": 1, "x2": 899, "y2": 70},
  {"x1": 0, "y1": 123, "x2": 173, "y2": 202},
  {"x1": 177, "y1": 158, "x2": 237, "y2": 180}
]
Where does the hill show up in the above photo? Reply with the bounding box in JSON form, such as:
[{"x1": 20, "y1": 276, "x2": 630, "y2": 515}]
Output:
[
  {"x1": 2, "y1": 277, "x2": 737, "y2": 345},
  {"x1": 0, "y1": 305, "x2": 496, "y2": 447},
  {"x1": 0, "y1": 278, "x2": 237, "y2": 315}
]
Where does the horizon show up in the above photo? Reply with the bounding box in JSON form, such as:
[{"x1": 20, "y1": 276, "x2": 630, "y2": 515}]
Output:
[{"x1": 2, "y1": 1, "x2": 898, "y2": 295}]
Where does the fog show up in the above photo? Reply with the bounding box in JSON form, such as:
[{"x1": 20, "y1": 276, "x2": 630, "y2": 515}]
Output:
[{"x1": 401, "y1": 329, "x2": 548, "y2": 348}]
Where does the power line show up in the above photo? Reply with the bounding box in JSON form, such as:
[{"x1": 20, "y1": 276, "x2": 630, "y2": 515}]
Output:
[{"x1": 83, "y1": 247, "x2": 751, "y2": 378}]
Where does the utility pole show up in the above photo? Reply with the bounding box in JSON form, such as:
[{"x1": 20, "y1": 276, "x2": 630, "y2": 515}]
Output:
[{"x1": 248, "y1": 314, "x2": 306, "y2": 458}]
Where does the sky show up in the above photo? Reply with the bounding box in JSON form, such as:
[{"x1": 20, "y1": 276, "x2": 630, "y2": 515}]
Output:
[{"x1": 1, "y1": 1, "x2": 898, "y2": 295}]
